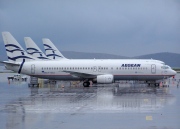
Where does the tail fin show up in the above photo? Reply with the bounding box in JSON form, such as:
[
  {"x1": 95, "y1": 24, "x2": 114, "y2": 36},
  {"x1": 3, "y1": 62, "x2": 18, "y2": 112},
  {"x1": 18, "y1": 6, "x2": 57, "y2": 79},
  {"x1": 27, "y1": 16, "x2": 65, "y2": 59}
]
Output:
[
  {"x1": 42, "y1": 38, "x2": 67, "y2": 60},
  {"x1": 2, "y1": 32, "x2": 35, "y2": 62},
  {"x1": 24, "y1": 37, "x2": 50, "y2": 60}
]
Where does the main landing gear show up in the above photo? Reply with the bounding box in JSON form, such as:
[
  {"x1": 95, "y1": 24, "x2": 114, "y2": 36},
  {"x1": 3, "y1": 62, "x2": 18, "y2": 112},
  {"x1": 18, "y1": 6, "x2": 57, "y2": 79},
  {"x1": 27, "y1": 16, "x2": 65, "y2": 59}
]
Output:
[
  {"x1": 148, "y1": 83, "x2": 159, "y2": 87},
  {"x1": 83, "y1": 81, "x2": 90, "y2": 87},
  {"x1": 146, "y1": 81, "x2": 160, "y2": 87}
]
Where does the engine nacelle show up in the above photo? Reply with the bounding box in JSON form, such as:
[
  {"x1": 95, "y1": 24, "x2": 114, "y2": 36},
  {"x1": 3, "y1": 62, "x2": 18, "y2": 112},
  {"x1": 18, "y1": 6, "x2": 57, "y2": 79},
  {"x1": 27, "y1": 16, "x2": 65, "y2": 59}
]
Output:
[{"x1": 96, "y1": 74, "x2": 114, "y2": 84}]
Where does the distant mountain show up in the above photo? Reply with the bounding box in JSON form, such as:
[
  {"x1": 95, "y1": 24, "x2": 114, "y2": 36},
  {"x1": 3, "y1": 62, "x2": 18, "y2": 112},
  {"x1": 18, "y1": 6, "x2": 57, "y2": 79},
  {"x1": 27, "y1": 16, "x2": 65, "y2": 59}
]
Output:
[
  {"x1": 133, "y1": 52, "x2": 180, "y2": 67},
  {"x1": 62, "y1": 51, "x2": 180, "y2": 67},
  {"x1": 61, "y1": 51, "x2": 128, "y2": 59},
  {"x1": 0, "y1": 50, "x2": 180, "y2": 67}
]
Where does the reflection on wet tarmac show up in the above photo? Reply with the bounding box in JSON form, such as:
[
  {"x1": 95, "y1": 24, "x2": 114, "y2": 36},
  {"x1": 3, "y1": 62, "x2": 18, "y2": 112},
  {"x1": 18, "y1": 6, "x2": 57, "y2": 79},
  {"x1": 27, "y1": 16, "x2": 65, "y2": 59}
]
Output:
[
  {"x1": 0, "y1": 73, "x2": 180, "y2": 129},
  {"x1": 2, "y1": 81, "x2": 175, "y2": 113}
]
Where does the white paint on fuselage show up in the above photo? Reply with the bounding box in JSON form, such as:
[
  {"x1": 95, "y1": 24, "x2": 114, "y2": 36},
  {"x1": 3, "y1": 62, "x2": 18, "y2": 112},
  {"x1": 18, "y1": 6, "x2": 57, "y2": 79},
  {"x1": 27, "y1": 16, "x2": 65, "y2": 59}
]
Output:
[{"x1": 8, "y1": 59, "x2": 175, "y2": 81}]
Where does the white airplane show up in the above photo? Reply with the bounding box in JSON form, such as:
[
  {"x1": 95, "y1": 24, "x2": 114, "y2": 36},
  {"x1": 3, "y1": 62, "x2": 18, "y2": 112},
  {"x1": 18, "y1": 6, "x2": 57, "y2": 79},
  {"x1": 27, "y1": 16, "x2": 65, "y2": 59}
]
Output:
[
  {"x1": 24, "y1": 34, "x2": 165, "y2": 64},
  {"x1": 31, "y1": 37, "x2": 166, "y2": 65},
  {"x1": 42, "y1": 38, "x2": 67, "y2": 60},
  {"x1": 41, "y1": 38, "x2": 166, "y2": 65},
  {"x1": 1, "y1": 32, "x2": 176, "y2": 87},
  {"x1": 24, "y1": 37, "x2": 50, "y2": 60}
]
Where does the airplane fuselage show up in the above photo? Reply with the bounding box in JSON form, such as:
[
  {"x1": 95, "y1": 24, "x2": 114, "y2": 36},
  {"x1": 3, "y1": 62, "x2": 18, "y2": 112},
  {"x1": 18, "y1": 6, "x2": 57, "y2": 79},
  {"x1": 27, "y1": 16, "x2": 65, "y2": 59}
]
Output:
[{"x1": 6, "y1": 59, "x2": 175, "y2": 81}]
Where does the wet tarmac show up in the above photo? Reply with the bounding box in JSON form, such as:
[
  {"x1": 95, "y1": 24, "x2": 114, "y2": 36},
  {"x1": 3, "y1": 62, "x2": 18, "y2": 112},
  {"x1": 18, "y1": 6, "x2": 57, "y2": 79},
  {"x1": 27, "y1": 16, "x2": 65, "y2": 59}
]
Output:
[{"x1": 0, "y1": 73, "x2": 180, "y2": 129}]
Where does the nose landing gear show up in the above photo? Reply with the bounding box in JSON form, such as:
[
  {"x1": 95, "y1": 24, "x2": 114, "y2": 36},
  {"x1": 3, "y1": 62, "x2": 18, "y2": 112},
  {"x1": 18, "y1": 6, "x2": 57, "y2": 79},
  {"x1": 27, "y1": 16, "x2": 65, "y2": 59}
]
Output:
[{"x1": 147, "y1": 81, "x2": 160, "y2": 87}]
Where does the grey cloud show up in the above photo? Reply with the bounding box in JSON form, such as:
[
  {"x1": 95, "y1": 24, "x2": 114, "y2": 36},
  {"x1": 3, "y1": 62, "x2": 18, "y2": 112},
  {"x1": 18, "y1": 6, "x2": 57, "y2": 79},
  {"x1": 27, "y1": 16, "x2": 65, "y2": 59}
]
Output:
[{"x1": 0, "y1": 0, "x2": 179, "y2": 56}]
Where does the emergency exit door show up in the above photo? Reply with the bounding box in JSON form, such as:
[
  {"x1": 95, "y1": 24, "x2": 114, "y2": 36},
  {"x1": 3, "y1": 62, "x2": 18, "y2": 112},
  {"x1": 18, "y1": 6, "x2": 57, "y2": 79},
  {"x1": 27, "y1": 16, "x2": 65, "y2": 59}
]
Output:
[{"x1": 93, "y1": 66, "x2": 97, "y2": 72}]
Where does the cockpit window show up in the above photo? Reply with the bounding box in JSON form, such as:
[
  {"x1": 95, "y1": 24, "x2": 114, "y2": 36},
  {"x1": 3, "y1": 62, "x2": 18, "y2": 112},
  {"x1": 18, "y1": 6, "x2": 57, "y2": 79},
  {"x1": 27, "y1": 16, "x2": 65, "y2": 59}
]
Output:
[{"x1": 161, "y1": 65, "x2": 169, "y2": 69}]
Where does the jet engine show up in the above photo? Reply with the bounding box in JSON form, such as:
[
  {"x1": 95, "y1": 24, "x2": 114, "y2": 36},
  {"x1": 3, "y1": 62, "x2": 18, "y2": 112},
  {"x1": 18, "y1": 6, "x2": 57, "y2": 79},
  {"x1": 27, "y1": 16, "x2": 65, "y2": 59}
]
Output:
[{"x1": 96, "y1": 74, "x2": 114, "y2": 84}]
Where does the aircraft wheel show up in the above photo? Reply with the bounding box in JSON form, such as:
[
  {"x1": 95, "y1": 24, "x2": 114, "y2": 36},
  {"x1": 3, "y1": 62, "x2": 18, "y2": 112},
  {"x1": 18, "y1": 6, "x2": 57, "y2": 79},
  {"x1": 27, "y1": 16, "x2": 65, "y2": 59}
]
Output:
[
  {"x1": 83, "y1": 82, "x2": 90, "y2": 87},
  {"x1": 154, "y1": 83, "x2": 159, "y2": 87}
]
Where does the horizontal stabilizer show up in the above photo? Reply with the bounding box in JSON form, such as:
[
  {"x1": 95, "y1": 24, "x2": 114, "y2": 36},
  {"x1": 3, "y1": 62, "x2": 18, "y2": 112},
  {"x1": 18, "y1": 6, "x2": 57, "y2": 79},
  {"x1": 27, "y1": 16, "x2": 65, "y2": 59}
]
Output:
[{"x1": 0, "y1": 61, "x2": 20, "y2": 66}]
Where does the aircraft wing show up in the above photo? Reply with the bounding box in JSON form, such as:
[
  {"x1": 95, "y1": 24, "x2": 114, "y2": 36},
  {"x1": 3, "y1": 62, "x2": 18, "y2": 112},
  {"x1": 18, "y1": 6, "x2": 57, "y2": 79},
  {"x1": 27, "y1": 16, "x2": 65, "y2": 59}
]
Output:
[{"x1": 63, "y1": 70, "x2": 98, "y2": 78}]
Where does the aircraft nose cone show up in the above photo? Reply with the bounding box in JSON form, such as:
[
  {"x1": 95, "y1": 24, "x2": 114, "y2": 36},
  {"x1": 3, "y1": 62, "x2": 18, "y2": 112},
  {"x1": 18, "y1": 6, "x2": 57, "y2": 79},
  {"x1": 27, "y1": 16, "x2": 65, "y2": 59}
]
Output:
[{"x1": 172, "y1": 70, "x2": 177, "y2": 75}]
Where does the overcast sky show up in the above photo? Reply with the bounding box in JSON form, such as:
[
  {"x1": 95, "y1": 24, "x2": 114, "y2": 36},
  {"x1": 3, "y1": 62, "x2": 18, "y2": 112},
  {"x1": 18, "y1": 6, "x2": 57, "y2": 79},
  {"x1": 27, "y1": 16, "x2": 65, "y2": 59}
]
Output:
[{"x1": 0, "y1": 0, "x2": 180, "y2": 57}]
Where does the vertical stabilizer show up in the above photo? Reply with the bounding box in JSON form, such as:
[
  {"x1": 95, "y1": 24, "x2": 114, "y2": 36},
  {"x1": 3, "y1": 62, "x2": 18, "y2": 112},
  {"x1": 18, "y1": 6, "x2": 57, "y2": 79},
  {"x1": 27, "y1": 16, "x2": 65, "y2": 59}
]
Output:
[
  {"x1": 42, "y1": 38, "x2": 67, "y2": 60},
  {"x1": 2, "y1": 32, "x2": 35, "y2": 62},
  {"x1": 24, "y1": 37, "x2": 50, "y2": 60}
]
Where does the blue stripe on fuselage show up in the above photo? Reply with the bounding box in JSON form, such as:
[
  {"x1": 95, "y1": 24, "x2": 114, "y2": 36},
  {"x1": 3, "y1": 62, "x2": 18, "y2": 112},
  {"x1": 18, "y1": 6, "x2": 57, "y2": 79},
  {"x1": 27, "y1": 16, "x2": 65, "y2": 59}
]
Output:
[{"x1": 18, "y1": 59, "x2": 25, "y2": 74}]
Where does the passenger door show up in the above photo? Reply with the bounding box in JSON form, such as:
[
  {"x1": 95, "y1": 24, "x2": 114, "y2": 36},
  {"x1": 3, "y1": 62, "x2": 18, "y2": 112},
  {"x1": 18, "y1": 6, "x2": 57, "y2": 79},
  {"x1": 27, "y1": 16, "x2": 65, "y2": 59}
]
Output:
[
  {"x1": 31, "y1": 64, "x2": 35, "y2": 74},
  {"x1": 151, "y1": 64, "x2": 156, "y2": 74}
]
